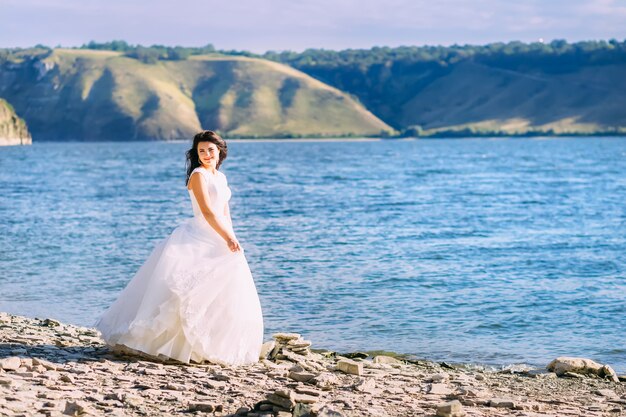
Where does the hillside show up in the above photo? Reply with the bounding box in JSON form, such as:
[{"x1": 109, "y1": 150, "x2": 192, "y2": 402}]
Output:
[
  {"x1": 0, "y1": 98, "x2": 31, "y2": 145},
  {"x1": 269, "y1": 40, "x2": 626, "y2": 135},
  {"x1": 0, "y1": 49, "x2": 392, "y2": 141},
  {"x1": 397, "y1": 60, "x2": 626, "y2": 134},
  {"x1": 2, "y1": 41, "x2": 625, "y2": 140}
]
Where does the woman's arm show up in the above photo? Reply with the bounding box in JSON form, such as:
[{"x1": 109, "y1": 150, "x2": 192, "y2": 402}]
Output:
[{"x1": 189, "y1": 172, "x2": 240, "y2": 251}]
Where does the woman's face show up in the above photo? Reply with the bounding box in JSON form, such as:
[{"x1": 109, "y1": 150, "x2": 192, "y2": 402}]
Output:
[{"x1": 197, "y1": 141, "x2": 220, "y2": 169}]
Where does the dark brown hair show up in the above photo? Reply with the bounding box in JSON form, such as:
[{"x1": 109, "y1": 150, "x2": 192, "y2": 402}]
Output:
[{"x1": 185, "y1": 130, "x2": 228, "y2": 185}]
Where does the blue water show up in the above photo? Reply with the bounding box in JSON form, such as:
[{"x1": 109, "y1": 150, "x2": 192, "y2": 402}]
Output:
[{"x1": 1, "y1": 137, "x2": 625, "y2": 372}]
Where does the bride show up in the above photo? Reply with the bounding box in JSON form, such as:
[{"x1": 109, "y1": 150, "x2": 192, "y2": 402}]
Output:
[{"x1": 93, "y1": 130, "x2": 264, "y2": 366}]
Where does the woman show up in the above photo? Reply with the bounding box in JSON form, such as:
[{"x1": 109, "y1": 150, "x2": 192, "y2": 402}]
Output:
[{"x1": 94, "y1": 130, "x2": 264, "y2": 366}]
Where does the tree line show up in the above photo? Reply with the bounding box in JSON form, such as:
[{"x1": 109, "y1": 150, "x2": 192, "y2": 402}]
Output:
[{"x1": 2, "y1": 39, "x2": 624, "y2": 68}]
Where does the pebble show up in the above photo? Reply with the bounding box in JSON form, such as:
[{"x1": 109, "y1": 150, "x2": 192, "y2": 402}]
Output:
[{"x1": 0, "y1": 311, "x2": 623, "y2": 417}]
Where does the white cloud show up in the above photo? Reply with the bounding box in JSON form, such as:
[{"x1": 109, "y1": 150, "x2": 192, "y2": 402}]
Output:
[{"x1": 0, "y1": 0, "x2": 624, "y2": 51}]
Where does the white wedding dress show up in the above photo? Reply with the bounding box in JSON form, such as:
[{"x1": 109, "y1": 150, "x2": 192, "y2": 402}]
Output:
[{"x1": 93, "y1": 166, "x2": 264, "y2": 366}]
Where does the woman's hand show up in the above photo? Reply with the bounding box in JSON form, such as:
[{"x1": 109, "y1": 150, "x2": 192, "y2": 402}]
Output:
[{"x1": 226, "y1": 236, "x2": 242, "y2": 252}]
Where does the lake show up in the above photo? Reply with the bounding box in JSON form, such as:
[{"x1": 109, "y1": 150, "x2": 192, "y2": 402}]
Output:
[{"x1": 1, "y1": 137, "x2": 625, "y2": 372}]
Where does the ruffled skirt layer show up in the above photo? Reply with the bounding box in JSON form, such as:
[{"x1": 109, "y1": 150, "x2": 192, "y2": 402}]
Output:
[{"x1": 93, "y1": 217, "x2": 264, "y2": 366}]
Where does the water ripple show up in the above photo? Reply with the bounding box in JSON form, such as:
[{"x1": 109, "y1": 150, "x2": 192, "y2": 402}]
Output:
[{"x1": 0, "y1": 137, "x2": 625, "y2": 371}]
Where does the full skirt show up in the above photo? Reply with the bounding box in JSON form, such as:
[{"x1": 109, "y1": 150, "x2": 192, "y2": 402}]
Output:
[{"x1": 93, "y1": 216, "x2": 264, "y2": 366}]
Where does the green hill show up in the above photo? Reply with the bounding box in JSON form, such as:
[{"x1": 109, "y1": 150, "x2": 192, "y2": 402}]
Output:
[
  {"x1": 268, "y1": 40, "x2": 626, "y2": 136},
  {"x1": 0, "y1": 98, "x2": 31, "y2": 145},
  {"x1": 396, "y1": 60, "x2": 626, "y2": 135},
  {"x1": 2, "y1": 41, "x2": 625, "y2": 140},
  {"x1": 0, "y1": 49, "x2": 392, "y2": 141}
]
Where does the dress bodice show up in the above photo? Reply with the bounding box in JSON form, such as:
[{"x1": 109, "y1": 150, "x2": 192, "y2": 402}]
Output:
[{"x1": 188, "y1": 167, "x2": 232, "y2": 220}]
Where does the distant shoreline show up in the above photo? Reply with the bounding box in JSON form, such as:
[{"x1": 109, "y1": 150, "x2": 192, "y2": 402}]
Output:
[{"x1": 11, "y1": 134, "x2": 626, "y2": 146}]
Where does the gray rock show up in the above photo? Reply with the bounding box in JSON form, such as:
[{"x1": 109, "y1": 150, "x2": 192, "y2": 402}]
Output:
[
  {"x1": 436, "y1": 400, "x2": 465, "y2": 417},
  {"x1": 259, "y1": 341, "x2": 276, "y2": 359},
  {"x1": 287, "y1": 339, "x2": 312, "y2": 348},
  {"x1": 354, "y1": 377, "x2": 377, "y2": 394},
  {"x1": 600, "y1": 365, "x2": 620, "y2": 383},
  {"x1": 104, "y1": 391, "x2": 125, "y2": 402},
  {"x1": 206, "y1": 378, "x2": 227, "y2": 389},
  {"x1": 60, "y1": 374, "x2": 75, "y2": 383},
  {"x1": 295, "y1": 386, "x2": 322, "y2": 396},
  {"x1": 563, "y1": 371, "x2": 585, "y2": 379},
  {"x1": 0, "y1": 356, "x2": 22, "y2": 371},
  {"x1": 20, "y1": 358, "x2": 33, "y2": 368},
  {"x1": 188, "y1": 402, "x2": 215, "y2": 412},
  {"x1": 431, "y1": 373, "x2": 449, "y2": 383},
  {"x1": 336, "y1": 359, "x2": 363, "y2": 376},
  {"x1": 14, "y1": 371, "x2": 37, "y2": 377},
  {"x1": 266, "y1": 393, "x2": 295, "y2": 410},
  {"x1": 372, "y1": 355, "x2": 404, "y2": 365},
  {"x1": 258, "y1": 403, "x2": 274, "y2": 411},
  {"x1": 292, "y1": 403, "x2": 313, "y2": 417},
  {"x1": 288, "y1": 370, "x2": 317, "y2": 383},
  {"x1": 0, "y1": 377, "x2": 16, "y2": 387},
  {"x1": 428, "y1": 383, "x2": 453, "y2": 395},
  {"x1": 313, "y1": 372, "x2": 339, "y2": 390},
  {"x1": 489, "y1": 398, "x2": 517, "y2": 408},
  {"x1": 594, "y1": 389, "x2": 618, "y2": 399},
  {"x1": 274, "y1": 388, "x2": 294, "y2": 399},
  {"x1": 316, "y1": 405, "x2": 345, "y2": 417},
  {"x1": 293, "y1": 393, "x2": 318, "y2": 404},
  {"x1": 546, "y1": 357, "x2": 619, "y2": 382},
  {"x1": 42, "y1": 318, "x2": 61, "y2": 327},
  {"x1": 62, "y1": 400, "x2": 92, "y2": 415},
  {"x1": 272, "y1": 332, "x2": 301, "y2": 342}
]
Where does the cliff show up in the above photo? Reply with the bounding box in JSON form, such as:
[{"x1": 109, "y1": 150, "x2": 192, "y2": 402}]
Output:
[{"x1": 0, "y1": 98, "x2": 31, "y2": 145}]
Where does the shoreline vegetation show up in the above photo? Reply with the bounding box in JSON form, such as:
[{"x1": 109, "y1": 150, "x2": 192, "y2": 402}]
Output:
[
  {"x1": 4, "y1": 126, "x2": 620, "y2": 144},
  {"x1": 8, "y1": 132, "x2": 626, "y2": 147},
  {"x1": 1, "y1": 312, "x2": 624, "y2": 416},
  {"x1": 193, "y1": 129, "x2": 626, "y2": 140}
]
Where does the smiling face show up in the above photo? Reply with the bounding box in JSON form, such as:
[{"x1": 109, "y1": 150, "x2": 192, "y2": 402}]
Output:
[{"x1": 197, "y1": 141, "x2": 220, "y2": 170}]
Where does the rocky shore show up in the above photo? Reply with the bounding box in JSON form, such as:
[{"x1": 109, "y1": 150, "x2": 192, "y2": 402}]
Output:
[{"x1": 0, "y1": 312, "x2": 624, "y2": 417}]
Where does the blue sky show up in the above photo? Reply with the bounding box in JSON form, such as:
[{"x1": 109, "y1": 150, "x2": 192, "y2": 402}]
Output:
[{"x1": 1, "y1": 0, "x2": 625, "y2": 52}]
